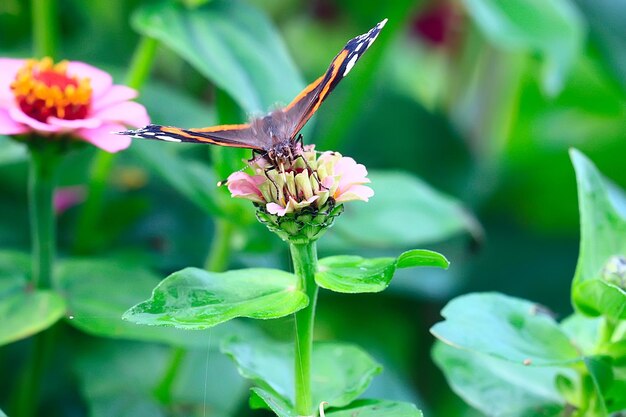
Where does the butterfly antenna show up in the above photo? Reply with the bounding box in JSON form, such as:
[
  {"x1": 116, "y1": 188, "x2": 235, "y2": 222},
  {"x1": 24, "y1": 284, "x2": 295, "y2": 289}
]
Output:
[{"x1": 216, "y1": 151, "x2": 270, "y2": 187}]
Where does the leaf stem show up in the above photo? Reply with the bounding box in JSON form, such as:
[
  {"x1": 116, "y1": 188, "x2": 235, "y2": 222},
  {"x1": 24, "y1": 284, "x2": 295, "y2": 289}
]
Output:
[
  {"x1": 73, "y1": 35, "x2": 158, "y2": 254},
  {"x1": 204, "y1": 219, "x2": 235, "y2": 271},
  {"x1": 153, "y1": 346, "x2": 187, "y2": 404},
  {"x1": 32, "y1": 0, "x2": 58, "y2": 59},
  {"x1": 290, "y1": 242, "x2": 319, "y2": 416}
]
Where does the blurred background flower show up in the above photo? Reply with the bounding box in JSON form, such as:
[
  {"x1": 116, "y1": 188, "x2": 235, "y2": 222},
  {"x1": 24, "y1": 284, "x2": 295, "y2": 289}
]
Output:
[{"x1": 0, "y1": 57, "x2": 149, "y2": 152}]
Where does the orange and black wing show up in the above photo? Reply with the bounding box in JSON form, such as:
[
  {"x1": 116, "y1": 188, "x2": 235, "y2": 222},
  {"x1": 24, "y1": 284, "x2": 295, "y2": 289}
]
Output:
[
  {"x1": 117, "y1": 123, "x2": 265, "y2": 151},
  {"x1": 282, "y1": 18, "x2": 387, "y2": 138}
]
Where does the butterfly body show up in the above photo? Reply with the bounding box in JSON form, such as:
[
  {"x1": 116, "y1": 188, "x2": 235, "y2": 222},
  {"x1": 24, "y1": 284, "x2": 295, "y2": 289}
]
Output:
[{"x1": 118, "y1": 19, "x2": 388, "y2": 167}]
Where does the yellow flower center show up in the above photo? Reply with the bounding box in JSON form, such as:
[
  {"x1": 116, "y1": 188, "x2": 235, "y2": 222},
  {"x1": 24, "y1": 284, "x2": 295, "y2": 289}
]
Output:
[{"x1": 10, "y1": 57, "x2": 92, "y2": 123}]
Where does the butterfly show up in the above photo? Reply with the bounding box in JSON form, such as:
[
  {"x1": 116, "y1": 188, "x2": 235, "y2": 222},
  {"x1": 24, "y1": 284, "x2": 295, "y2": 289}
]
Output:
[{"x1": 117, "y1": 19, "x2": 387, "y2": 168}]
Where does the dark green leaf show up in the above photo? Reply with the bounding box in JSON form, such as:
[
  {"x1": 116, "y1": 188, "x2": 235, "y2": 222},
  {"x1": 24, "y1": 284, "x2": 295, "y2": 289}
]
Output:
[
  {"x1": 570, "y1": 149, "x2": 626, "y2": 319},
  {"x1": 327, "y1": 399, "x2": 423, "y2": 417},
  {"x1": 222, "y1": 335, "x2": 382, "y2": 415},
  {"x1": 124, "y1": 267, "x2": 307, "y2": 329},
  {"x1": 433, "y1": 342, "x2": 567, "y2": 417},
  {"x1": 463, "y1": 0, "x2": 585, "y2": 94},
  {"x1": 430, "y1": 293, "x2": 581, "y2": 365},
  {"x1": 132, "y1": 0, "x2": 303, "y2": 113},
  {"x1": 57, "y1": 258, "x2": 233, "y2": 347},
  {"x1": 316, "y1": 249, "x2": 448, "y2": 294},
  {"x1": 584, "y1": 356, "x2": 611, "y2": 414},
  {"x1": 0, "y1": 289, "x2": 65, "y2": 346},
  {"x1": 332, "y1": 171, "x2": 481, "y2": 248}
]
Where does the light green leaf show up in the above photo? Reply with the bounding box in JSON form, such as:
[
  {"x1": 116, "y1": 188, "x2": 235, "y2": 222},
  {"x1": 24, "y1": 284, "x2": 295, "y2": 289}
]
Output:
[
  {"x1": 124, "y1": 267, "x2": 307, "y2": 329},
  {"x1": 570, "y1": 149, "x2": 626, "y2": 319},
  {"x1": 430, "y1": 292, "x2": 581, "y2": 366},
  {"x1": 132, "y1": 0, "x2": 303, "y2": 113},
  {"x1": 0, "y1": 290, "x2": 65, "y2": 346},
  {"x1": 332, "y1": 171, "x2": 481, "y2": 248},
  {"x1": 57, "y1": 259, "x2": 231, "y2": 347},
  {"x1": 433, "y1": 342, "x2": 567, "y2": 417},
  {"x1": 560, "y1": 313, "x2": 602, "y2": 356},
  {"x1": 250, "y1": 388, "x2": 296, "y2": 417},
  {"x1": 316, "y1": 250, "x2": 448, "y2": 294},
  {"x1": 327, "y1": 399, "x2": 423, "y2": 417},
  {"x1": 463, "y1": 0, "x2": 585, "y2": 94},
  {"x1": 222, "y1": 336, "x2": 382, "y2": 415},
  {"x1": 0, "y1": 407, "x2": 7, "y2": 417}
]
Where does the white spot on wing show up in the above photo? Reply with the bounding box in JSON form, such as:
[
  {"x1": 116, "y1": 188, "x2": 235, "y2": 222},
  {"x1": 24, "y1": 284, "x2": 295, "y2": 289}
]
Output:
[
  {"x1": 156, "y1": 135, "x2": 182, "y2": 142},
  {"x1": 343, "y1": 54, "x2": 359, "y2": 76},
  {"x1": 354, "y1": 41, "x2": 365, "y2": 52},
  {"x1": 143, "y1": 132, "x2": 156, "y2": 136}
]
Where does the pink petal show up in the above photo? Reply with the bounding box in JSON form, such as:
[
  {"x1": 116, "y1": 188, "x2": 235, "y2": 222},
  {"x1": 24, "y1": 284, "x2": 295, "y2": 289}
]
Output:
[
  {"x1": 76, "y1": 122, "x2": 131, "y2": 153},
  {"x1": 266, "y1": 202, "x2": 289, "y2": 216},
  {"x1": 336, "y1": 184, "x2": 375, "y2": 203},
  {"x1": 92, "y1": 85, "x2": 138, "y2": 111},
  {"x1": 67, "y1": 61, "x2": 113, "y2": 98},
  {"x1": 48, "y1": 116, "x2": 101, "y2": 130},
  {"x1": 8, "y1": 106, "x2": 61, "y2": 133},
  {"x1": 0, "y1": 58, "x2": 25, "y2": 105},
  {"x1": 92, "y1": 101, "x2": 149, "y2": 128},
  {"x1": 227, "y1": 172, "x2": 265, "y2": 203},
  {"x1": 0, "y1": 108, "x2": 29, "y2": 135}
]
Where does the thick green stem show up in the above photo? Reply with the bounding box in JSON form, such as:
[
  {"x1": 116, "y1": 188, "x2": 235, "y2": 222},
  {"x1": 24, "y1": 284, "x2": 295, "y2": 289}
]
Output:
[
  {"x1": 290, "y1": 242, "x2": 319, "y2": 416},
  {"x1": 73, "y1": 36, "x2": 158, "y2": 254},
  {"x1": 204, "y1": 219, "x2": 235, "y2": 271},
  {"x1": 153, "y1": 347, "x2": 187, "y2": 404},
  {"x1": 32, "y1": 0, "x2": 58, "y2": 59},
  {"x1": 28, "y1": 146, "x2": 60, "y2": 289},
  {"x1": 14, "y1": 146, "x2": 61, "y2": 417}
]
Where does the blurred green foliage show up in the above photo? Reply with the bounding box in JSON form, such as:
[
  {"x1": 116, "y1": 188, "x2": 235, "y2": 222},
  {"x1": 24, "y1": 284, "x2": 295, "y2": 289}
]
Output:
[{"x1": 0, "y1": 0, "x2": 625, "y2": 416}]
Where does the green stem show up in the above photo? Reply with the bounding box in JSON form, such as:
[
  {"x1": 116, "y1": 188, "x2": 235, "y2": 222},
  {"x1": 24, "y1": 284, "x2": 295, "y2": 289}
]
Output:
[
  {"x1": 204, "y1": 219, "x2": 235, "y2": 271},
  {"x1": 73, "y1": 35, "x2": 158, "y2": 254},
  {"x1": 598, "y1": 316, "x2": 617, "y2": 347},
  {"x1": 290, "y1": 242, "x2": 319, "y2": 416},
  {"x1": 125, "y1": 36, "x2": 159, "y2": 88},
  {"x1": 28, "y1": 145, "x2": 60, "y2": 289},
  {"x1": 153, "y1": 347, "x2": 187, "y2": 404},
  {"x1": 32, "y1": 0, "x2": 58, "y2": 59},
  {"x1": 14, "y1": 146, "x2": 61, "y2": 417}
]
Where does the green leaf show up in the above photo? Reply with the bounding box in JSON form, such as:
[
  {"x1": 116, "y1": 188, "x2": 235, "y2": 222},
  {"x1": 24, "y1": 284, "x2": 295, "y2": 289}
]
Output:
[
  {"x1": 584, "y1": 356, "x2": 611, "y2": 415},
  {"x1": 250, "y1": 387, "x2": 296, "y2": 417},
  {"x1": 222, "y1": 335, "x2": 382, "y2": 413},
  {"x1": 316, "y1": 250, "x2": 449, "y2": 294},
  {"x1": 433, "y1": 342, "x2": 567, "y2": 417},
  {"x1": 327, "y1": 399, "x2": 423, "y2": 417},
  {"x1": 570, "y1": 149, "x2": 626, "y2": 319},
  {"x1": 132, "y1": 0, "x2": 303, "y2": 113},
  {"x1": 0, "y1": 408, "x2": 6, "y2": 417},
  {"x1": 430, "y1": 292, "x2": 581, "y2": 365},
  {"x1": 463, "y1": 0, "x2": 585, "y2": 94},
  {"x1": 124, "y1": 267, "x2": 307, "y2": 329},
  {"x1": 332, "y1": 171, "x2": 481, "y2": 248},
  {"x1": 57, "y1": 258, "x2": 231, "y2": 347},
  {"x1": 396, "y1": 249, "x2": 450, "y2": 269},
  {"x1": 560, "y1": 313, "x2": 602, "y2": 356},
  {"x1": 130, "y1": 142, "x2": 224, "y2": 217},
  {"x1": 0, "y1": 290, "x2": 65, "y2": 346},
  {"x1": 0, "y1": 251, "x2": 65, "y2": 346}
]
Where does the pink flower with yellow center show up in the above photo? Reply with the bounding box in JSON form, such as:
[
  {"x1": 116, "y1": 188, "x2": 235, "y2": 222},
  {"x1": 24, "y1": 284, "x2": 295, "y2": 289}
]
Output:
[{"x1": 0, "y1": 57, "x2": 149, "y2": 152}]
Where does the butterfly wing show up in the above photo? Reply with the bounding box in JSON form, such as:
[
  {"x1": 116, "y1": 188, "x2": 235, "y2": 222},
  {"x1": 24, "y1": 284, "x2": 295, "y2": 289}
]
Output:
[
  {"x1": 117, "y1": 123, "x2": 265, "y2": 150},
  {"x1": 282, "y1": 18, "x2": 387, "y2": 138}
]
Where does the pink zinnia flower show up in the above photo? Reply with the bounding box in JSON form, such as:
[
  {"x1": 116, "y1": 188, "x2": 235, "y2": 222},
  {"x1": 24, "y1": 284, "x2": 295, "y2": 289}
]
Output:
[
  {"x1": 0, "y1": 57, "x2": 149, "y2": 152},
  {"x1": 226, "y1": 145, "x2": 374, "y2": 217}
]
